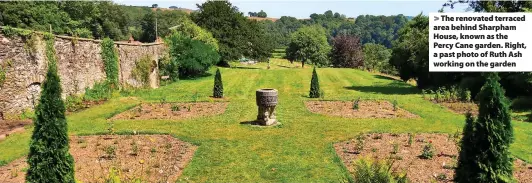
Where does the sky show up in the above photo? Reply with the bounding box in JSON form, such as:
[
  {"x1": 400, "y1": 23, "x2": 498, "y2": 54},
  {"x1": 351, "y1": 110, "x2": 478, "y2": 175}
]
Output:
[{"x1": 115, "y1": 0, "x2": 471, "y2": 19}]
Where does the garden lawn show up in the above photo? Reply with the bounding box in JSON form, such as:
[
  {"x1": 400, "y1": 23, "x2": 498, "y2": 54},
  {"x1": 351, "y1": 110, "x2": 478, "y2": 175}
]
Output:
[{"x1": 1, "y1": 60, "x2": 531, "y2": 182}]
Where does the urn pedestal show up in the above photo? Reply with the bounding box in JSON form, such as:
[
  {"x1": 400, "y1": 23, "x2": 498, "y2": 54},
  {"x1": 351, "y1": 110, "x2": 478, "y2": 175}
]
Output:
[{"x1": 255, "y1": 89, "x2": 278, "y2": 126}]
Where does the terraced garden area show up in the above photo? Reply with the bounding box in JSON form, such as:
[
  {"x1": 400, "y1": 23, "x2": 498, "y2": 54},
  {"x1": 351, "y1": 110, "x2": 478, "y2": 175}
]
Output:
[{"x1": 1, "y1": 59, "x2": 531, "y2": 182}]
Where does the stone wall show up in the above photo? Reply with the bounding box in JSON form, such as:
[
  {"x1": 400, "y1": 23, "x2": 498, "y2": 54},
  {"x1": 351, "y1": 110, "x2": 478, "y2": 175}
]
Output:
[{"x1": 0, "y1": 32, "x2": 167, "y2": 115}]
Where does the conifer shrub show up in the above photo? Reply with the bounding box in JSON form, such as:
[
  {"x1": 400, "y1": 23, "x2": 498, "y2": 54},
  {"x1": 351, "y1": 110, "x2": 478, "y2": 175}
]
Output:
[
  {"x1": 213, "y1": 68, "x2": 224, "y2": 98},
  {"x1": 455, "y1": 73, "x2": 515, "y2": 183},
  {"x1": 309, "y1": 67, "x2": 320, "y2": 98},
  {"x1": 26, "y1": 37, "x2": 75, "y2": 183}
]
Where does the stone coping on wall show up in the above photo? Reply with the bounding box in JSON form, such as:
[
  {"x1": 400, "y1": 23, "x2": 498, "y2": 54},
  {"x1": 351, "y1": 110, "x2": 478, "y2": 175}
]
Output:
[{"x1": 0, "y1": 27, "x2": 165, "y2": 46}]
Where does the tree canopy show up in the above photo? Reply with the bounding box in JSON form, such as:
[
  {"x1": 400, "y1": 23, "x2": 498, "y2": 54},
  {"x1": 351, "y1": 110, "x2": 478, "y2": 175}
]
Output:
[{"x1": 286, "y1": 25, "x2": 331, "y2": 68}]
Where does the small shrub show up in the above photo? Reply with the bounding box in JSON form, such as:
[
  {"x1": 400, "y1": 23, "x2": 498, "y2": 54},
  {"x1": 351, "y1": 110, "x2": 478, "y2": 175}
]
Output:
[
  {"x1": 392, "y1": 142, "x2": 399, "y2": 154},
  {"x1": 165, "y1": 32, "x2": 220, "y2": 78},
  {"x1": 309, "y1": 67, "x2": 320, "y2": 98},
  {"x1": 84, "y1": 81, "x2": 113, "y2": 101},
  {"x1": 407, "y1": 133, "x2": 414, "y2": 146},
  {"x1": 192, "y1": 92, "x2": 199, "y2": 102},
  {"x1": 65, "y1": 95, "x2": 83, "y2": 112},
  {"x1": 104, "y1": 145, "x2": 117, "y2": 159},
  {"x1": 213, "y1": 68, "x2": 224, "y2": 98},
  {"x1": 371, "y1": 148, "x2": 377, "y2": 152},
  {"x1": 131, "y1": 143, "x2": 139, "y2": 156},
  {"x1": 436, "y1": 173, "x2": 447, "y2": 181},
  {"x1": 352, "y1": 158, "x2": 409, "y2": 183},
  {"x1": 171, "y1": 105, "x2": 180, "y2": 111},
  {"x1": 0, "y1": 65, "x2": 6, "y2": 87},
  {"x1": 353, "y1": 97, "x2": 361, "y2": 110},
  {"x1": 392, "y1": 100, "x2": 398, "y2": 111},
  {"x1": 421, "y1": 89, "x2": 427, "y2": 99},
  {"x1": 106, "y1": 167, "x2": 121, "y2": 183},
  {"x1": 354, "y1": 133, "x2": 365, "y2": 154},
  {"x1": 420, "y1": 141, "x2": 435, "y2": 159}
]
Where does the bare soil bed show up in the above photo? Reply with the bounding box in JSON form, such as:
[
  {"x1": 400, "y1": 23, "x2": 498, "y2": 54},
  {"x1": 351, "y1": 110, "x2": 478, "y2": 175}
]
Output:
[
  {"x1": 0, "y1": 135, "x2": 197, "y2": 183},
  {"x1": 305, "y1": 100, "x2": 418, "y2": 119},
  {"x1": 0, "y1": 120, "x2": 32, "y2": 141},
  {"x1": 437, "y1": 102, "x2": 479, "y2": 116},
  {"x1": 110, "y1": 102, "x2": 228, "y2": 120},
  {"x1": 334, "y1": 133, "x2": 532, "y2": 183}
]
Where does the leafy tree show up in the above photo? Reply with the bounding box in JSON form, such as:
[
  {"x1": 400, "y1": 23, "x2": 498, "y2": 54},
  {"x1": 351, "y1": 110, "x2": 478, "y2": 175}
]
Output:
[
  {"x1": 309, "y1": 67, "x2": 320, "y2": 98},
  {"x1": 26, "y1": 38, "x2": 75, "y2": 183},
  {"x1": 169, "y1": 17, "x2": 219, "y2": 51},
  {"x1": 245, "y1": 20, "x2": 274, "y2": 61},
  {"x1": 248, "y1": 12, "x2": 257, "y2": 17},
  {"x1": 213, "y1": 68, "x2": 223, "y2": 98},
  {"x1": 257, "y1": 10, "x2": 267, "y2": 18},
  {"x1": 341, "y1": 15, "x2": 408, "y2": 48},
  {"x1": 141, "y1": 10, "x2": 187, "y2": 42},
  {"x1": 455, "y1": 73, "x2": 515, "y2": 183},
  {"x1": 443, "y1": 0, "x2": 532, "y2": 12},
  {"x1": 191, "y1": 1, "x2": 249, "y2": 65},
  {"x1": 286, "y1": 25, "x2": 331, "y2": 68},
  {"x1": 330, "y1": 34, "x2": 364, "y2": 68},
  {"x1": 164, "y1": 32, "x2": 220, "y2": 78},
  {"x1": 151, "y1": 4, "x2": 158, "y2": 8},
  {"x1": 363, "y1": 43, "x2": 395, "y2": 74}
]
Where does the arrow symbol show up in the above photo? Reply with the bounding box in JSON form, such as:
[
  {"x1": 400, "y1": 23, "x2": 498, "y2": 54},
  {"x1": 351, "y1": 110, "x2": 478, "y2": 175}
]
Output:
[{"x1": 434, "y1": 16, "x2": 440, "y2": 21}]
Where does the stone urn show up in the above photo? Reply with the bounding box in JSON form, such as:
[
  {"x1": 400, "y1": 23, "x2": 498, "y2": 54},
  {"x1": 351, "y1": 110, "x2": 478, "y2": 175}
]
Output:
[{"x1": 256, "y1": 89, "x2": 278, "y2": 126}]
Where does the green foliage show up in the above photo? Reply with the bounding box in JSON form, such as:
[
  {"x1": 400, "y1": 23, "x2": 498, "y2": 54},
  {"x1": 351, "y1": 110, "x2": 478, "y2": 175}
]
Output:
[
  {"x1": 363, "y1": 43, "x2": 396, "y2": 75},
  {"x1": 330, "y1": 34, "x2": 364, "y2": 68},
  {"x1": 309, "y1": 67, "x2": 320, "y2": 98},
  {"x1": 354, "y1": 133, "x2": 365, "y2": 154},
  {"x1": 169, "y1": 17, "x2": 219, "y2": 51},
  {"x1": 0, "y1": 64, "x2": 6, "y2": 87},
  {"x1": 132, "y1": 55, "x2": 156, "y2": 88},
  {"x1": 351, "y1": 158, "x2": 409, "y2": 183},
  {"x1": 455, "y1": 73, "x2": 515, "y2": 183},
  {"x1": 65, "y1": 95, "x2": 83, "y2": 112},
  {"x1": 83, "y1": 81, "x2": 113, "y2": 101},
  {"x1": 140, "y1": 9, "x2": 187, "y2": 42},
  {"x1": 26, "y1": 37, "x2": 75, "y2": 183},
  {"x1": 392, "y1": 142, "x2": 399, "y2": 154},
  {"x1": 164, "y1": 32, "x2": 220, "y2": 78},
  {"x1": 192, "y1": 1, "x2": 270, "y2": 64},
  {"x1": 420, "y1": 142, "x2": 434, "y2": 159},
  {"x1": 286, "y1": 25, "x2": 331, "y2": 67},
  {"x1": 213, "y1": 68, "x2": 224, "y2": 98},
  {"x1": 407, "y1": 133, "x2": 414, "y2": 146},
  {"x1": 100, "y1": 38, "x2": 119, "y2": 88},
  {"x1": 106, "y1": 167, "x2": 121, "y2": 183},
  {"x1": 0, "y1": 1, "x2": 131, "y2": 40},
  {"x1": 339, "y1": 15, "x2": 409, "y2": 48},
  {"x1": 353, "y1": 97, "x2": 361, "y2": 110},
  {"x1": 392, "y1": 100, "x2": 398, "y2": 111}
]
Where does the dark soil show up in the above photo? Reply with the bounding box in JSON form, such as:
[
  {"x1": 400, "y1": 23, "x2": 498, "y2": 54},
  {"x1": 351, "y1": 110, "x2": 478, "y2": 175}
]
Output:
[
  {"x1": 305, "y1": 100, "x2": 419, "y2": 119},
  {"x1": 334, "y1": 133, "x2": 532, "y2": 183},
  {"x1": 0, "y1": 135, "x2": 197, "y2": 182},
  {"x1": 0, "y1": 120, "x2": 32, "y2": 141},
  {"x1": 110, "y1": 102, "x2": 228, "y2": 120}
]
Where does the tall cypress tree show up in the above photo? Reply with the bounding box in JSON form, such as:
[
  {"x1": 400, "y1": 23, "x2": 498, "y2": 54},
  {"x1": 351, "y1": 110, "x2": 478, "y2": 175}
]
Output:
[
  {"x1": 26, "y1": 38, "x2": 75, "y2": 183},
  {"x1": 455, "y1": 73, "x2": 514, "y2": 183},
  {"x1": 213, "y1": 68, "x2": 223, "y2": 98},
  {"x1": 309, "y1": 67, "x2": 320, "y2": 98}
]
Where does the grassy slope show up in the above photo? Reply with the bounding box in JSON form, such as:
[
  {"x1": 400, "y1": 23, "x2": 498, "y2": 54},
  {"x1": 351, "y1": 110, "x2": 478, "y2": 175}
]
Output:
[{"x1": 1, "y1": 59, "x2": 531, "y2": 182}]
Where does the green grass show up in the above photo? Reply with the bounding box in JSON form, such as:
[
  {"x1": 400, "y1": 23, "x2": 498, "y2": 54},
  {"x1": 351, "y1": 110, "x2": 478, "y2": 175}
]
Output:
[{"x1": 1, "y1": 60, "x2": 532, "y2": 182}]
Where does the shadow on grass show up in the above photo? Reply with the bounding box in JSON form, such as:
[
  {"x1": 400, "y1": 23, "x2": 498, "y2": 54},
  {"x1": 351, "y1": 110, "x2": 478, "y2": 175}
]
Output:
[
  {"x1": 344, "y1": 85, "x2": 419, "y2": 95},
  {"x1": 373, "y1": 75, "x2": 398, "y2": 81},
  {"x1": 231, "y1": 66, "x2": 261, "y2": 70},
  {"x1": 240, "y1": 121, "x2": 260, "y2": 125},
  {"x1": 276, "y1": 65, "x2": 296, "y2": 69},
  {"x1": 179, "y1": 73, "x2": 213, "y2": 80}
]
